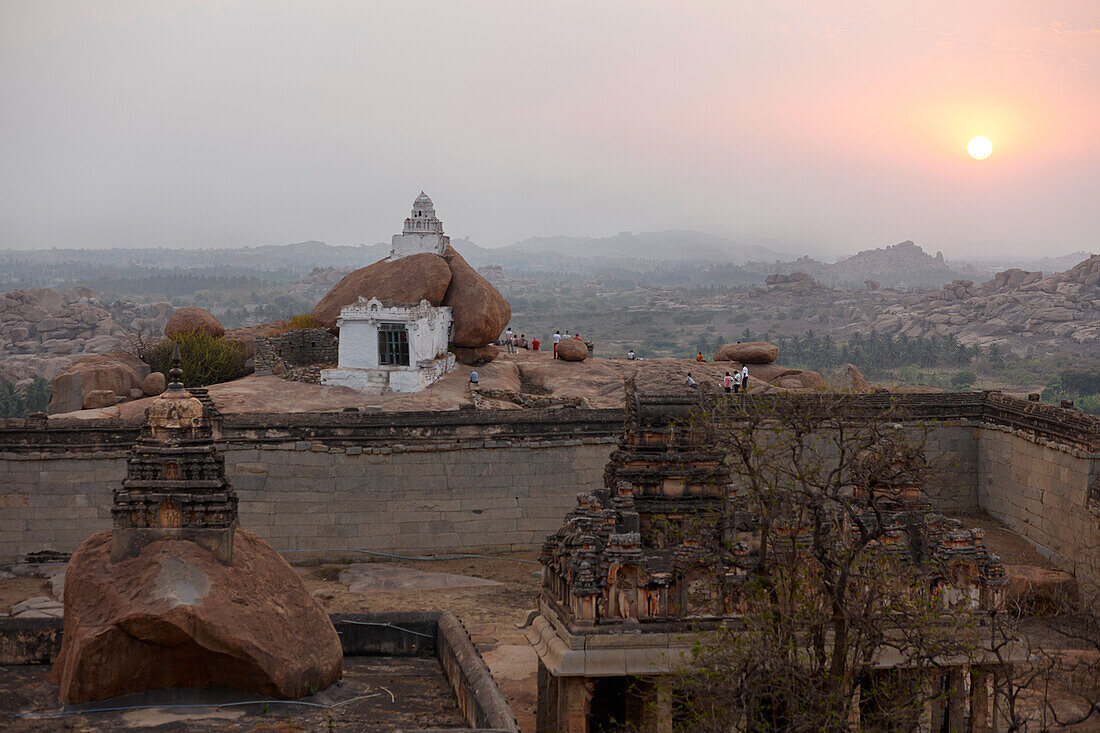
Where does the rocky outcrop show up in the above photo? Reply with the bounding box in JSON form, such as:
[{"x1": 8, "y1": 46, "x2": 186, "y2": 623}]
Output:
[
  {"x1": 50, "y1": 528, "x2": 343, "y2": 704},
  {"x1": 48, "y1": 352, "x2": 149, "y2": 414},
  {"x1": 762, "y1": 272, "x2": 828, "y2": 295},
  {"x1": 713, "y1": 341, "x2": 780, "y2": 364},
  {"x1": 164, "y1": 306, "x2": 225, "y2": 339},
  {"x1": 555, "y1": 338, "x2": 588, "y2": 361},
  {"x1": 0, "y1": 287, "x2": 170, "y2": 384},
  {"x1": 868, "y1": 254, "x2": 1100, "y2": 356},
  {"x1": 311, "y1": 253, "x2": 452, "y2": 329},
  {"x1": 441, "y1": 245, "x2": 511, "y2": 348},
  {"x1": 141, "y1": 372, "x2": 166, "y2": 396},
  {"x1": 453, "y1": 345, "x2": 499, "y2": 365},
  {"x1": 82, "y1": 389, "x2": 117, "y2": 409},
  {"x1": 310, "y1": 245, "x2": 510, "y2": 348}
]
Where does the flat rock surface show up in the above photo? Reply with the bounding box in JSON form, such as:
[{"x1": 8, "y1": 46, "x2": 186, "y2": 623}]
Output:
[
  {"x1": 338, "y1": 564, "x2": 501, "y2": 592},
  {"x1": 53, "y1": 349, "x2": 835, "y2": 419},
  {"x1": 1, "y1": 657, "x2": 465, "y2": 732}
]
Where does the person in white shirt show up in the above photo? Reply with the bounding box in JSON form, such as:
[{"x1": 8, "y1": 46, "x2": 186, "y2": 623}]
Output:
[
  {"x1": 504, "y1": 327, "x2": 514, "y2": 354},
  {"x1": 627, "y1": 349, "x2": 636, "y2": 360},
  {"x1": 685, "y1": 373, "x2": 697, "y2": 389},
  {"x1": 552, "y1": 330, "x2": 562, "y2": 359},
  {"x1": 733, "y1": 370, "x2": 742, "y2": 393},
  {"x1": 741, "y1": 365, "x2": 749, "y2": 392}
]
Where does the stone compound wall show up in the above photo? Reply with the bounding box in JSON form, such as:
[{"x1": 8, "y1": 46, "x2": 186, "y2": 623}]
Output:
[
  {"x1": 1, "y1": 395, "x2": 1097, "y2": 595},
  {"x1": 0, "y1": 438, "x2": 613, "y2": 560},
  {"x1": 253, "y1": 328, "x2": 337, "y2": 375},
  {"x1": 0, "y1": 409, "x2": 621, "y2": 562},
  {"x1": 230, "y1": 437, "x2": 614, "y2": 556},
  {"x1": 979, "y1": 422, "x2": 1100, "y2": 594}
]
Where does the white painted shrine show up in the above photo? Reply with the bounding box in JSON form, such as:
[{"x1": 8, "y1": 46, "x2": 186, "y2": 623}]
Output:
[{"x1": 321, "y1": 297, "x2": 455, "y2": 394}]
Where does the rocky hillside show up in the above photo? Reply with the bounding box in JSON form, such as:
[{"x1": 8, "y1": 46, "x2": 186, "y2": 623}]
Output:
[
  {"x1": 0, "y1": 287, "x2": 170, "y2": 384},
  {"x1": 868, "y1": 255, "x2": 1100, "y2": 357},
  {"x1": 744, "y1": 241, "x2": 978, "y2": 289}
]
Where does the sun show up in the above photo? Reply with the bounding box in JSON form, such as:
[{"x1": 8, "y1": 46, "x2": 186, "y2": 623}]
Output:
[{"x1": 967, "y1": 136, "x2": 993, "y2": 160}]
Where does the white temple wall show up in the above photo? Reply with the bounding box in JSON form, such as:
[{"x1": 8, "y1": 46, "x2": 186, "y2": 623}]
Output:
[
  {"x1": 337, "y1": 320, "x2": 381, "y2": 369},
  {"x1": 390, "y1": 232, "x2": 448, "y2": 259}
]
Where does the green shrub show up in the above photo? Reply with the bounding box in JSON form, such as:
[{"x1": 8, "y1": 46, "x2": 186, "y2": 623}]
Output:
[
  {"x1": 287, "y1": 313, "x2": 314, "y2": 330},
  {"x1": 1075, "y1": 394, "x2": 1100, "y2": 416},
  {"x1": 145, "y1": 331, "x2": 248, "y2": 387},
  {"x1": 950, "y1": 371, "x2": 977, "y2": 389}
]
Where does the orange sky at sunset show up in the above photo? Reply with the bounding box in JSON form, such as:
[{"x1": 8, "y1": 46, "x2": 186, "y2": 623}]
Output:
[{"x1": 1, "y1": 1, "x2": 1097, "y2": 256}]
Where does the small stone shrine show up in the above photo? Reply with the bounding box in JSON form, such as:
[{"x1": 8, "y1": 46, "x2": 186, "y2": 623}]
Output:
[
  {"x1": 529, "y1": 384, "x2": 1009, "y2": 732},
  {"x1": 111, "y1": 346, "x2": 238, "y2": 563},
  {"x1": 51, "y1": 349, "x2": 343, "y2": 703}
]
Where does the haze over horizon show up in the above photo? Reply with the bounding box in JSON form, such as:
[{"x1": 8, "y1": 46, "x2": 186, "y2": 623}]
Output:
[{"x1": 1, "y1": 1, "x2": 1097, "y2": 258}]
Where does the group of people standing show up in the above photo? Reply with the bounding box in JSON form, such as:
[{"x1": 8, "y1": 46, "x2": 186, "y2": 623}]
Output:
[
  {"x1": 685, "y1": 366, "x2": 750, "y2": 393},
  {"x1": 550, "y1": 330, "x2": 584, "y2": 359},
  {"x1": 500, "y1": 327, "x2": 591, "y2": 359},
  {"x1": 501, "y1": 327, "x2": 540, "y2": 354}
]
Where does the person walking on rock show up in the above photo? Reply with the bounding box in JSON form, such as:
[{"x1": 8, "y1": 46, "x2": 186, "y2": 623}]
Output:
[
  {"x1": 741, "y1": 364, "x2": 749, "y2": 392},
  {"x1": 553, "y1": 330, "x2": 561, "y2": 358},
  {"x1": 505, "y1": 326, "x2": 515, "y2": 354}
]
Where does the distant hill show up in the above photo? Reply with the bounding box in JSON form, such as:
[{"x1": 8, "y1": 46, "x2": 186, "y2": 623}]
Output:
[
  {"x1": 957, "y1": 251, "x2": 1093, "y2": 277},
  {"x1": 498, "y1": 230, "x2": 780, "y2": 264},
  {"x1": 0, "y1": 241, "x2": 390, "y2": 271},
  {"x1": 743, "y1": 241, "x2": 978, "y2": 289}
]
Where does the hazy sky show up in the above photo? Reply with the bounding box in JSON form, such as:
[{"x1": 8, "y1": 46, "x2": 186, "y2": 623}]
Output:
[{"x1": 1, "y1": 1, "x2": 1097, "y2": 256}]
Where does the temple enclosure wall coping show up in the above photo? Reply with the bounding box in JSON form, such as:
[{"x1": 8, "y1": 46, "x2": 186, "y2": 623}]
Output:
[{"x1": 1, "y1": 393, "x2": 1097, "y2": 595}]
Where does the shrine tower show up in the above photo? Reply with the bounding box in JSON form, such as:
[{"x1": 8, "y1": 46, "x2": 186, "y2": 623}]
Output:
[{"x1": 390, "y1": 191, "x2": 449, "y2": 259}]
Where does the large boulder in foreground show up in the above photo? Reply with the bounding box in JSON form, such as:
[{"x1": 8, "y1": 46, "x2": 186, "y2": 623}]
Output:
[
  {"x1": 48, "y1": 352, "x2": 148, "y2": 414},
  {"x1": 50, "y1": 528, "x2": 342, "y2": 704},
  {"x1": 556, "y1": 338, "x2": 588, "y2": 362},
  {"x1": 714, "y1": 341, "x2": 780, "y2": 364},
  {"x1": 165, "y1": 306, "x2": 225, "y2": 339},
  {"x1": 311, "y1": 253, "x2": 452, "y2": 329},
  {"x1": 441, "y1": 245, "x2": 511, "y2": 348}
]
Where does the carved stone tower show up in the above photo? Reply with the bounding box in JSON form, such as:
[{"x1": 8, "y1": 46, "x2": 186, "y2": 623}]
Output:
[
  {"x1": 110, "y1": 346, "x2": 238, "y2": 564},
  {"x1": 389, "y1": 191, "x2": 449, "y2": 259}
]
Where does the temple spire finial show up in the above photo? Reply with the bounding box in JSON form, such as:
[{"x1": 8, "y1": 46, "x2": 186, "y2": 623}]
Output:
[{"x1": 167, "y1": 343, "x2": 184, "y2": 391}]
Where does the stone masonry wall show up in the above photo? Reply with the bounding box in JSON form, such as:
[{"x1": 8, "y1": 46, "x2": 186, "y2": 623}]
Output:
[
  {"x1": 0, "y1": 438, "x2": 615, "y2": 561},
  {"x1": 254, "y1": 328, "x2": 337, "y2": 375},
  {"x1": 1, "y1": 394, "x2": 1096, "y2": 592},
  {"x1": 978, "y1": 423, "x2": 1100, "y2": 596}
]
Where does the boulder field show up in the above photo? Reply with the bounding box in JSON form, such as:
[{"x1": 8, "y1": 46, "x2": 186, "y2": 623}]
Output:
[{"x1": 48, "y1": 352, "x2": 151, "y2": 413}]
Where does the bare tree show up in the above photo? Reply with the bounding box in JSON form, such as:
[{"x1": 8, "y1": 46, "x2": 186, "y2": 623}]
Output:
[{"x1": 666, "y1": 393, "x2": 986, "y2": 732}]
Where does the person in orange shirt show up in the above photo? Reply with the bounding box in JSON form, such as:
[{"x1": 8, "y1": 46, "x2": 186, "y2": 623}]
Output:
[{"x1": 696, "y1": 353, "x2": 705, "y2": 362}]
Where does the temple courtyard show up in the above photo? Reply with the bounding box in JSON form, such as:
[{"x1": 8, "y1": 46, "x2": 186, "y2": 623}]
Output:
[{"x1": 2, "y1": 512, "x2": 1096, "y2": 732}]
